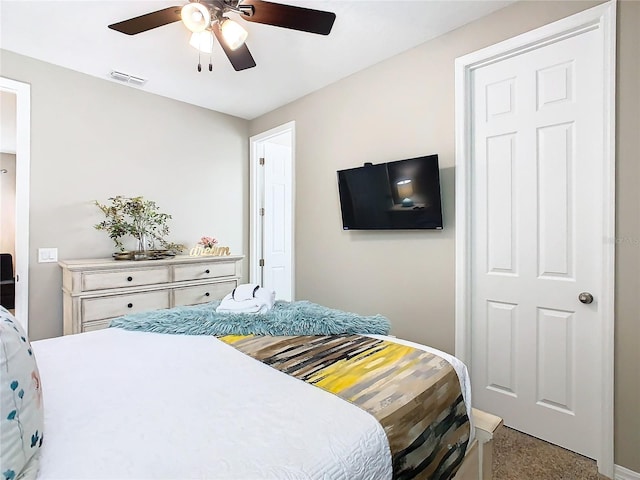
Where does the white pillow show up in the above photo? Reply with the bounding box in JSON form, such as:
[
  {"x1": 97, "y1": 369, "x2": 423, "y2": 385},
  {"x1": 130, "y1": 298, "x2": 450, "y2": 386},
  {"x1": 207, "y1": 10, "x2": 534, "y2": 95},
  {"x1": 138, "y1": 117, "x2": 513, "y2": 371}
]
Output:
[{"x1": 0, "y1": 307, "x2": 44, "y2": 480}]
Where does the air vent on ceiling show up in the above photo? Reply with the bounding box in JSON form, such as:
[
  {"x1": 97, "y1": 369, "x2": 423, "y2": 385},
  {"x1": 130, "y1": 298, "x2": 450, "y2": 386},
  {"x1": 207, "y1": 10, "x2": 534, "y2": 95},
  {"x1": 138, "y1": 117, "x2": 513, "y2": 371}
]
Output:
[{"x1": 109, "y1": 70, "x2": 147, "y2": 87}]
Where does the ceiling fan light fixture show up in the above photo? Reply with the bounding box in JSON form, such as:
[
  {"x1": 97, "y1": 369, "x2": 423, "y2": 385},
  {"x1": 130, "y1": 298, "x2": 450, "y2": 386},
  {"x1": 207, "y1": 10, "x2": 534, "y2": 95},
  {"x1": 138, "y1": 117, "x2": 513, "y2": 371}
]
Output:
[
  {"x1": 220, "y1": 18, "x2": 248, "y2": 51},
  {"x1": 189, "y1": 30, "x2": 214, "y2": 53},
  {"x1": 181, "y1": 2, "x2": 211, "y2": 33}
]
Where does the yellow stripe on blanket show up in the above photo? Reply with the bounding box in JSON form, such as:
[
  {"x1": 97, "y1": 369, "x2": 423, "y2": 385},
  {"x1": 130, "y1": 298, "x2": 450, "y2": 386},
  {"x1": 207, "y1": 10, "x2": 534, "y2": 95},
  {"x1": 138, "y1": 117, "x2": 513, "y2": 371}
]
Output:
[
  {"x1": 308, "y1": 342, "x2": 420, "y2": 396},
  {"x1": 218, "y1": 334, "x2": 470, "y2": 480}
]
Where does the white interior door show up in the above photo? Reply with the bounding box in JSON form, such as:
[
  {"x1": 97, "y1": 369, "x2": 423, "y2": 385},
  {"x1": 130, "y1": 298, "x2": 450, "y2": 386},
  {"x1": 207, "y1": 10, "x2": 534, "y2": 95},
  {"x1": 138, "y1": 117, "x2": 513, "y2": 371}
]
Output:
[
  {"x1": 262, "y1": 140, "x2": 293, "y2": 301},
  {"x1": 250, "y1": 123, "x2": 295, "y2": 302},
  {"x1": 466, "y1": 18, "x2": 611, "y2": 460}
]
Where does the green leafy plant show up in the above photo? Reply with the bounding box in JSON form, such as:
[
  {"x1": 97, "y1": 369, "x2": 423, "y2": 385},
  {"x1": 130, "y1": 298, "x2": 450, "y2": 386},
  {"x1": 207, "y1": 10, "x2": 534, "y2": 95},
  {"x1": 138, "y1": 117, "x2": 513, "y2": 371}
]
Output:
[{"x1": 94, "y1": 196, "x2": 184, "y2": 252}]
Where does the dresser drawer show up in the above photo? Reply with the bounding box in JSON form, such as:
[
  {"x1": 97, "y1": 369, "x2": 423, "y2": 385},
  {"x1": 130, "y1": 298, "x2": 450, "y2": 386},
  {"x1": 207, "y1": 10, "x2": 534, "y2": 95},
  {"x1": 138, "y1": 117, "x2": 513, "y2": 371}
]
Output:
[
  {"x1": 82, "y1": 267, "x2": 170, "y2": 291},
  {"x1": 173, "y1": 280, "x2": 236, "y2": 307},
  {"x1": 173, "y1": 262, "x2": 237, "y2": 282},
  {"x1": 82, "y1": 290, "x2": 170, "y2": 322},
  {"x1": 82, "y1": 319, "x2": 112, "y2": 333}
]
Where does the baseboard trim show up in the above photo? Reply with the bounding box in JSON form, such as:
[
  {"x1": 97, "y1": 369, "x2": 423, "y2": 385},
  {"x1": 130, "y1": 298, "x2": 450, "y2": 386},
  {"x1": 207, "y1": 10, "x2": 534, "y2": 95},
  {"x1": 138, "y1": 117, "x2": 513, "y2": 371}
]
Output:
[{"x1": 616, "y1": 465, "x2": 640, "y2": 480}]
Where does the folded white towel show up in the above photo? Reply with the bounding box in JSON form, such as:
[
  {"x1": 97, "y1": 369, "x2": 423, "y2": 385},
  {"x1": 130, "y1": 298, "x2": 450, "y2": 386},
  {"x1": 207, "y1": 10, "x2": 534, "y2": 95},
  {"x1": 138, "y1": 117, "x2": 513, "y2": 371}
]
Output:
[
  {"x1": 216, "y1": 288, "x2": 276, "y2": 314},
  {"x1": 254, "y1": 288, "x2": 276, "y2": 309},
  {"x1": 232, "y1": 283, "x2": 260, "y2": 301},
  {"x1": 216, "y1": 299, "x2": 269, "y2": 314}
]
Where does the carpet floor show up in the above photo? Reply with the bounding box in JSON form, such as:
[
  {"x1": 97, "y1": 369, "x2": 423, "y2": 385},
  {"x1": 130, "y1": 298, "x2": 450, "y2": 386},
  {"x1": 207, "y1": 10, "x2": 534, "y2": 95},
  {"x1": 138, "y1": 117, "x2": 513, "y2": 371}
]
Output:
[{"x1": 492, "y1": 426, "x2": 608, "y2": 480}]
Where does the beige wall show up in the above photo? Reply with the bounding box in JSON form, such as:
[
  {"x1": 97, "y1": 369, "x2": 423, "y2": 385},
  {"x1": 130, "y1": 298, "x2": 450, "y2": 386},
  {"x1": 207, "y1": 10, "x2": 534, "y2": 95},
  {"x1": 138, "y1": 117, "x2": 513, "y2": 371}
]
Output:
[
  {"x1": 0, "y1": 153, "x2": 16, "y2": 263},
  {"x1": 613, "y1": 0, "x2": 640, "y2": 472},
  {"x1": 0, "y1": 50, "x2": 250, "y2": 341},
  {"x1": 250, "y1": 0, "x2": 639, "y2": 472}
]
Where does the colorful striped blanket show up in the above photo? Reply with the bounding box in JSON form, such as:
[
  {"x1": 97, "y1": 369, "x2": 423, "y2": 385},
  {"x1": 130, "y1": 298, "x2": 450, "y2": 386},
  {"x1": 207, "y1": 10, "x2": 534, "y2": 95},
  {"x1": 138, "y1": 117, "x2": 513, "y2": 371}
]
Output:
[{"x1": 219, "y1": 334, "x2": 470, "y2": 480}]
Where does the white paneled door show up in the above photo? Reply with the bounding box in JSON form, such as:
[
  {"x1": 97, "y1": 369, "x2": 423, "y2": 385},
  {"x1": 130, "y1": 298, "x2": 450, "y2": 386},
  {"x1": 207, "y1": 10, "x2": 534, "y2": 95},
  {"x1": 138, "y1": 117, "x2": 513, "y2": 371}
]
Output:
[
  {"x1": 250, "y1": 123, "x2": 295, "y2": 302},
  {"x1": 469, "y1": 27, "x2": 606, "y2": 458},
  {"x1": 262, "y1": 140, "x2": 293, "y2": 301}
]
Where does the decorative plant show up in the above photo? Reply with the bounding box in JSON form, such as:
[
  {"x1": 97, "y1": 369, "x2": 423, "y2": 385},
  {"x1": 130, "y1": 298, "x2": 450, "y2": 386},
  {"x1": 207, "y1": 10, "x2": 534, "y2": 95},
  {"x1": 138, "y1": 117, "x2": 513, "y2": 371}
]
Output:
[
  {"x1": 198, "y1": 236, "x2": 219, "y2": 249},
  {"x1": 94, "y1": 196, "x2": 184, "y2": 252}
]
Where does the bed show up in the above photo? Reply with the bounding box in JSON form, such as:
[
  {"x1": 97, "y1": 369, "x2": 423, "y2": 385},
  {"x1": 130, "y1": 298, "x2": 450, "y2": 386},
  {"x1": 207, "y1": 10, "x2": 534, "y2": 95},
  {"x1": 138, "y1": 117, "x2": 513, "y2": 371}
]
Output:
[{"x1": 0, "y1": 304, "x2": 501, "y2": 480}]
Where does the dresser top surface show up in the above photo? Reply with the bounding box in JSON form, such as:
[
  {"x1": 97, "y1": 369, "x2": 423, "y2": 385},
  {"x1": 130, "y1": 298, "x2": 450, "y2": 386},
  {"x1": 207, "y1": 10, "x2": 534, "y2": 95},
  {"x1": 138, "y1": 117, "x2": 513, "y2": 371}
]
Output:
[{"x1": 59, "y1": 254, "x2": 244, "y2": 271}]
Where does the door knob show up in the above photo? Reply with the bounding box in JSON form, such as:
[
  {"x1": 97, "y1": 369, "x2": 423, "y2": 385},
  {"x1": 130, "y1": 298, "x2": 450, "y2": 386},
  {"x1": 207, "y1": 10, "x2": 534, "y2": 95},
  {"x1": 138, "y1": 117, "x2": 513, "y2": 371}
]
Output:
[{"x1": 578, "y1": 292, "x2": 594, "y2": 304}]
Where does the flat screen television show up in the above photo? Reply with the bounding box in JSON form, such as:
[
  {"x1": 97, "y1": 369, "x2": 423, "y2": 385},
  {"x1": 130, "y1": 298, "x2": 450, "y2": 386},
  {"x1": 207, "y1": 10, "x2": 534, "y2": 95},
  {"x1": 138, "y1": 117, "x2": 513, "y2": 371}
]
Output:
[{"x1": 337, "y1": 154, "x2": 443, "y2": 230}]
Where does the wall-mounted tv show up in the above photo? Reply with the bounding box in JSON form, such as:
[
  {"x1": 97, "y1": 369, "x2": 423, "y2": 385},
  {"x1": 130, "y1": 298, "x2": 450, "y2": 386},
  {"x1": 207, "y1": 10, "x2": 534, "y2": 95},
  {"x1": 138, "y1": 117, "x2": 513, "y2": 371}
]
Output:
[{"x1": 337, "y1": 154, "x2": 443, "y2": 230}]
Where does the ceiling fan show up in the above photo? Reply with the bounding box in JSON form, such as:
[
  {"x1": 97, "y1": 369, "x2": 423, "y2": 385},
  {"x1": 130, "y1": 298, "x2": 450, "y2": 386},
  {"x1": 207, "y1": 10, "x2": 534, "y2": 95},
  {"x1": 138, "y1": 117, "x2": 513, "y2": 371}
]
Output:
[{"x1": 108, "y1": 0, "x2": 336, "y2": 72}]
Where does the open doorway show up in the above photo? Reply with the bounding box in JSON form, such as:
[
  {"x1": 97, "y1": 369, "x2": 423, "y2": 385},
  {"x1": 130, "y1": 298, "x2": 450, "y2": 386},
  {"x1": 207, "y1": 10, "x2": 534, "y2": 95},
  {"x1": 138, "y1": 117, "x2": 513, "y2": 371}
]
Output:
[
  {"x1": 1, "y1": 149, "x2": 16, "y2": 314},
  {"x1": 0, "y1": 77, "x2": 31, "y2": 334}
]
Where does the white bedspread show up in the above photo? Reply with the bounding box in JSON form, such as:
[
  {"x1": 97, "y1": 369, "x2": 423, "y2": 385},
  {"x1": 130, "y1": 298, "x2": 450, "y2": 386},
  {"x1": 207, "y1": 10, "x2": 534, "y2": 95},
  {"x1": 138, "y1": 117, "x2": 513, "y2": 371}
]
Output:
[{"x1": 31, "y1": 329, "x2": 471, "y2": 480}]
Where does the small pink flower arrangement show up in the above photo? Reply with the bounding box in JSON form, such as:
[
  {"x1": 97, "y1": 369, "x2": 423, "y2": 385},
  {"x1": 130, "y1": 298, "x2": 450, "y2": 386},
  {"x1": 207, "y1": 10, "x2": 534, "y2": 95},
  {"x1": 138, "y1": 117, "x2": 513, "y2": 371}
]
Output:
[{"x1": 198, "y1": 236, "x2": 218, "y2": 249}]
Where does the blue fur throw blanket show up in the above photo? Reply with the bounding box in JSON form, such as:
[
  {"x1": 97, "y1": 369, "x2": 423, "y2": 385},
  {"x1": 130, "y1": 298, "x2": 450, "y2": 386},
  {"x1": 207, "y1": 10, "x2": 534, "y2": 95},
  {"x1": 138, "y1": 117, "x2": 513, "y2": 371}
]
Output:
[{"x1": 109, "y1": 300, "x2": 391, "y2": 336}]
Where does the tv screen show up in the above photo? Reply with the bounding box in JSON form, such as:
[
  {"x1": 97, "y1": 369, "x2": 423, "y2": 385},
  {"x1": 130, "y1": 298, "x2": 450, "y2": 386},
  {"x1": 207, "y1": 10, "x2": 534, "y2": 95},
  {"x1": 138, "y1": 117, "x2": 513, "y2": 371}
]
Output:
[{"x1": 337, "y1": 154, "x2": 443, "y2": 230}]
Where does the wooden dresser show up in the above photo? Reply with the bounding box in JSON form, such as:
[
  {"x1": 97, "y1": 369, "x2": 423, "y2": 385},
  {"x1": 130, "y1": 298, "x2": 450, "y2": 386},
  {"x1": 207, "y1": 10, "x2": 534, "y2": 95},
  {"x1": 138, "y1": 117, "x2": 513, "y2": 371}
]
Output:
[{"x1": 59, "y1": 255, "x2": 243, "y2": 335}]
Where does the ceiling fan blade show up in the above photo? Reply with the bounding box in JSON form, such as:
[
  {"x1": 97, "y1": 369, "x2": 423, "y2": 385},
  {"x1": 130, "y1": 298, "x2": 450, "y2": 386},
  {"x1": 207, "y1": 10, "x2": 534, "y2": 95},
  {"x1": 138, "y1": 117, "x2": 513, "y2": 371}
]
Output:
[
  {"x1": 213, "y1": 24, "x2": 257, "y2": 71},
  {"x1": 240, "y1": 0, "x2": 336, "y2": 35},
  {"x1": 108, "y1": 6, "x2": 182, "y2": 35}
]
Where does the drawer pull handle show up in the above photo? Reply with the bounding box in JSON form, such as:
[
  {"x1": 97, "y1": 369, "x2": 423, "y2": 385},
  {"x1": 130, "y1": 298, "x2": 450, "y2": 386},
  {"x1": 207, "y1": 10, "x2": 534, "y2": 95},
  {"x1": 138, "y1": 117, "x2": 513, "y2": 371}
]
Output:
[
  {"x1": 205, "y1": 269, "x2": 210, "y2": 274},
  {"x1": 127, "y1": 303, "x2": 133, "y2": 308},
  {"x1": 127, "y1": 276, "x2": 133, "y2": 282},
  {"x1": 205, "y1": 292, "x2": 210, "y2": 297}
]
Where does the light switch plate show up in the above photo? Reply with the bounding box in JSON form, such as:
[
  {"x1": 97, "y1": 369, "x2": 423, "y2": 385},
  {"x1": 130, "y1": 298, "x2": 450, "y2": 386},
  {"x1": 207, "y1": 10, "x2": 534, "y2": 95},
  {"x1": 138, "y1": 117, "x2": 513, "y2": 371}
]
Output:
[{"x1": 38, "y1": 248, "x2": 58, "y2": 263}]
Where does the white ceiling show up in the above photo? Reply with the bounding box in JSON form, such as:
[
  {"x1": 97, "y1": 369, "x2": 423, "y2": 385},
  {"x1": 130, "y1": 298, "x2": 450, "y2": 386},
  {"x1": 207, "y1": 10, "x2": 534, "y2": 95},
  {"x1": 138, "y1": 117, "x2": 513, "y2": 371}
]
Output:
[{"x1": 0, "y1": 1, "x2": 514, "y2": 120}]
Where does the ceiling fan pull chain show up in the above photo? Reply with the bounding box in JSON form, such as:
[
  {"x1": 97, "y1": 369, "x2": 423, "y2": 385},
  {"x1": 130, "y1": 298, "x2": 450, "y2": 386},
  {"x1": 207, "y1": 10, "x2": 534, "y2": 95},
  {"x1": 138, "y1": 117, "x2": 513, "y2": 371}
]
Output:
[
  {"x1": 209, "y1": 53, "x2": 213, "y2": 72},
  {"x1": 197, "y1": 50, "x2": 202, "y2": 72}
]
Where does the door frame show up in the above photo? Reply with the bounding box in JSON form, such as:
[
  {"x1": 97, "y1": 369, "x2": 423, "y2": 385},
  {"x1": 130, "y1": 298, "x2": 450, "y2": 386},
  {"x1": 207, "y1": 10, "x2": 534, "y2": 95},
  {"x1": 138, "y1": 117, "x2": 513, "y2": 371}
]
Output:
[
  {"x1": 0, "y1": 76, "x2": 31, "y2": 334},
  {"x1": 249, "y1": 121, "x2": 295, "y2": 298},
  {"x1": 454, "y1": 2, "x2": 616, "y2": 476}
]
